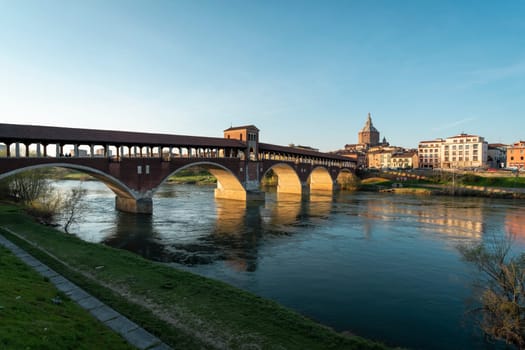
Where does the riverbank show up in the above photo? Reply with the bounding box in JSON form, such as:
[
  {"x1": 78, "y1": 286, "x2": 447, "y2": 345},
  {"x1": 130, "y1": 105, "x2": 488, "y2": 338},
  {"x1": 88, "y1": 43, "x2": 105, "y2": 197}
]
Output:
[
  {"x1": 359, "y1": 174, "x2": 525, "y2": 199},
  {"x1": 0, "y1": 204, "x2": 392, "y2": 350},
  {"x1": 0, "y1": 242, "x2": 135, "y2": 350}
]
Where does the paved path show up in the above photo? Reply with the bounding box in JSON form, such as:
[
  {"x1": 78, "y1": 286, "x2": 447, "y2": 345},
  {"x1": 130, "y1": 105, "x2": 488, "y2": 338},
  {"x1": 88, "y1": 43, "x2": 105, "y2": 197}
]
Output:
[{"x1": 0, "y1": 230, "x2": 172, "y2": 350}]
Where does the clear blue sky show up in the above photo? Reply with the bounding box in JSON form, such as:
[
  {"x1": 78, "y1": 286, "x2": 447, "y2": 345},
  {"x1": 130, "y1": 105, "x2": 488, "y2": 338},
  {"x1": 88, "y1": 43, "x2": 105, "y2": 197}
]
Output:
[{"x1": 1, "y1": 0, "x2": 524, "y2": 151}]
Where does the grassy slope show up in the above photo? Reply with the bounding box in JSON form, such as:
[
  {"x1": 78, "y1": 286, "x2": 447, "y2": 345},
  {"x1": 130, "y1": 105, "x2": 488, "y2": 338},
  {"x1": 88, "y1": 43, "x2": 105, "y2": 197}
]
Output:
[
  {"x1": 0, "y1": 204, "x2": 391, "y2": 350},
  {"x1": 0, "y1": 245, "x2": 134, "y2": 350},
  {"x1": 459, "y1": 174, "x2": 525, "y2": 188}
]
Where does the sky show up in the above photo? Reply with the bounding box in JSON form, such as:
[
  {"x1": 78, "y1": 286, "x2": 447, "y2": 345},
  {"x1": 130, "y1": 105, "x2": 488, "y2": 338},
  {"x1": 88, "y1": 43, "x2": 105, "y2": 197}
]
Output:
[{"x1": 1, "y1": 0, "x2": 524, "y2": 152}]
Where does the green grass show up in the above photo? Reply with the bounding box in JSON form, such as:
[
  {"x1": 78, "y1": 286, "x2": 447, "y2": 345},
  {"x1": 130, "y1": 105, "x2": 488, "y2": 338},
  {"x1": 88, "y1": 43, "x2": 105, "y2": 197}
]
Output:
[
  {"x1": 0, "y1": 245, "x2": 134, "y2": 350},
  {"x1": 459, "y1": 174, "x2": 525, "y2": 188},
  {"x1": 0, "y1": 204, "x2": 392, "y2": 350},
  {"x1": 167, "y1": 174, "x2": 216, "y2": 185}
]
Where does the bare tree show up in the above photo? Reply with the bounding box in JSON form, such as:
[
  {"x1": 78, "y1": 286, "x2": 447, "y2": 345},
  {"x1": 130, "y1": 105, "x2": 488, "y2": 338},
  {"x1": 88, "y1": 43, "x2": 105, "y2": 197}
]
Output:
[
  {"x1": 1, "y1": 169, "x2": 52, "y2": 205},
  {"x1": 61, "y1": 183, "x2": 87, "y2": 233},
  {"x1": 459, "y1": 236, "x2": 525, "y2": 348}
]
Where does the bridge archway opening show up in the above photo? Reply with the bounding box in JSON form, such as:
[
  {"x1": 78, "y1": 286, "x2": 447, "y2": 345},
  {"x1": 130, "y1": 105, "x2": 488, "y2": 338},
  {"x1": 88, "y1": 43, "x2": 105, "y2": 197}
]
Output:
[
  {"x1": 157, "y1": 162, "x2": 247, "y2": 201},
  {"x1": 264, "y1": 163, "x2": 303, "y2": 196},
  {"x1": 0, "y1": 164, "x2": 137, "y2": 201},
  {"x1": 308, "y1": 167, "x2": 333, "y2": 192},
  {"x1": 336, "y1": 169, "x2": 359, "y2": 191}
]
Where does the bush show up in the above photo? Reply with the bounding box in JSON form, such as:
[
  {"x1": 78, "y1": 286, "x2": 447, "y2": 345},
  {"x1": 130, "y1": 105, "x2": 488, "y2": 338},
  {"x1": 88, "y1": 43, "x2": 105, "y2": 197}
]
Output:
[{"x1": 459, "y1": 238, "x2": 525, "y2": 348}]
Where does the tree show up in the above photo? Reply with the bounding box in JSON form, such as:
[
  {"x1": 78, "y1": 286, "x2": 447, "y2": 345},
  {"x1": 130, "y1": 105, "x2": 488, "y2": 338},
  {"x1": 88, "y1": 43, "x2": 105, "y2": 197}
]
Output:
[
  {"x1": 459, "y1": 237, "x2": 525, "y2": 348},
  {"x1": 1, "y1": 169, "x2": 52, "y2": 205},
  {"x1": 61, "y1": 183, "x2": 87, "y2": 234}
]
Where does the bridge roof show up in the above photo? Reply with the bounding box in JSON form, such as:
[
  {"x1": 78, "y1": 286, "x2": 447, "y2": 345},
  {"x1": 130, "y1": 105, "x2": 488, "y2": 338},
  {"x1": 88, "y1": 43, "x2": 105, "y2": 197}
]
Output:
[
  {"x1": 258, "y1": 142, "x2": 352, "y2": 161},
  {"x1": 0, "y1": 123, "x2": 246, "y2": 149}
]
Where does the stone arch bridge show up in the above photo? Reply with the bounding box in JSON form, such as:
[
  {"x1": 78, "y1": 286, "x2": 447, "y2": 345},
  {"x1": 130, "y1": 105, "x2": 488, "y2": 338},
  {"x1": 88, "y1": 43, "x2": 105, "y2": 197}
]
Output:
[{"x1": 0, "y1": 123, "x2": 356, "y2": 214}]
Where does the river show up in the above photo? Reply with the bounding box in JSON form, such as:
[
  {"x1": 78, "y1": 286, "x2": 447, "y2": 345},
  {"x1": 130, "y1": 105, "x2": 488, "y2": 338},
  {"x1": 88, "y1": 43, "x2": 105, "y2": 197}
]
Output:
[{"x1": 55, "y1": 180, "x2": 525, "y2": 349}]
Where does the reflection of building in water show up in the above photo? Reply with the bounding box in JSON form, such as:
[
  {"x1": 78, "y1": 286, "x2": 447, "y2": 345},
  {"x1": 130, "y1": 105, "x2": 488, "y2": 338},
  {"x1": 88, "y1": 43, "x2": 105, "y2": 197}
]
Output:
[
  {"x1": 505, "y1": 209, "x2": 525, "y2": 243},
  {"x1": 362, "y1": 199, "x2": 484, "y2": 238}
]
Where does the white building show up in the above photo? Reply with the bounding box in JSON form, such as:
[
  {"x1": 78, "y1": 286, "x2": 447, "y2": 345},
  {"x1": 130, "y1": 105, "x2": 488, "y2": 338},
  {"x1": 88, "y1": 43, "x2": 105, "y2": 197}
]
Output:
[
  {"x1": 418, "y1": 139, "x2": 443, "y2": 169},
  {"x1": 418, "y1": 133, "x2": 488, "y2": 169}
]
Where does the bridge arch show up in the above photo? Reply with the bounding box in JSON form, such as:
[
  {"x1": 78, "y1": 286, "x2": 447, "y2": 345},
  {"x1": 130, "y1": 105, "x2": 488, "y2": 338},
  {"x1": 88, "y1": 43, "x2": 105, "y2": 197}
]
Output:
[
  {"x1": 156, "y1": 161, "x2": 247, "y2": 201},
  {"x1": 264, "y1": 163, "x2": 303, "y2": 195},
  {"x1": 308, "y1": 166, "x2": 333, "y2": 192},
  {"x1": 0, "y1": 163, "x2": 138, "y2": 201},
  {"x1": 335, "y1": 169, "x2": 359, "y2": 190}
]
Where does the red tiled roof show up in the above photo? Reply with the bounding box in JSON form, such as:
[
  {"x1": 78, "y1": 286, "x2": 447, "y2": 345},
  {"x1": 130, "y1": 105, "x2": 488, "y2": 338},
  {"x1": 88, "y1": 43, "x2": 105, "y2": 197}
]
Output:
[
  {"x1": 223, "y1": 125, "x2": 259, "y2": 132},
  {"x1": 0, "y1": 123, "x2": 246, "y2": 148}
]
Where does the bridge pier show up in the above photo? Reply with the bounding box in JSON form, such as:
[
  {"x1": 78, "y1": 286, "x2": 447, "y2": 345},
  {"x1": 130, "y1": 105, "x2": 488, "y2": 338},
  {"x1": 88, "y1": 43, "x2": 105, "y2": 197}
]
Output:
[
  {"x1": 214, "y1": 188, "x2": 265, "y2": 201},
  {"x1": 115, "y1": 196, "x2": 153, "y2": 214}
]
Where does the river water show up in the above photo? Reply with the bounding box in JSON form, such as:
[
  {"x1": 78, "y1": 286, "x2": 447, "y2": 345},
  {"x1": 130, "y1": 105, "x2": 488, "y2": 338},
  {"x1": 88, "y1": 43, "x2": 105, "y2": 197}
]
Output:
[{"x1": 56, "y1": 180, "x2": 525, "y2": 349}]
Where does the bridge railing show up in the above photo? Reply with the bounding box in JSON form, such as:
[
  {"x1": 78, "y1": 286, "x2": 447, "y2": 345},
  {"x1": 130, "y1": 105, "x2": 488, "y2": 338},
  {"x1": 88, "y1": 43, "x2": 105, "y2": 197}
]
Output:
[
  {"x1": 0, "y1": 142, "x2": 247, "y2": 161},
  {"x1": 1, "y1": 141, "x2": 355, "y2": 169},
  {"x1": 258, "y1": 150, "x2": 354, "y2": 169}
]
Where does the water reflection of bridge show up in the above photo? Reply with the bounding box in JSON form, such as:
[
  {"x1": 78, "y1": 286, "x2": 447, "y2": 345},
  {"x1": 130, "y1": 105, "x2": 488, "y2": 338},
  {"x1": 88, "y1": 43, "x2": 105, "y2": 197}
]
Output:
[{"x1": 101, "y1": 192, "x2": 334, "y2": 272}]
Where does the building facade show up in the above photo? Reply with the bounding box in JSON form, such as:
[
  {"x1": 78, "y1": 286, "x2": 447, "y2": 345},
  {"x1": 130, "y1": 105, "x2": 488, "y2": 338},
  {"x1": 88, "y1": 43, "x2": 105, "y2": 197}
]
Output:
[
  {"x1": 418, "y1": 133, "x2": 488, "y2": 169},
  {"x1": 391, "y1": 151, "x2": 419, "y2": 169},
  {"x1": 507, "y1": 141, "x2": 525, "y2": 169},
  {"x1": 442, "y1": 134, "x2": 487, "y2": 169},
  {"x1": 487, "y1": 143, "x2": 508, "y2": 169},
  {"x1": 418, "y1": 139, "x2": 443, "y2": 169}
]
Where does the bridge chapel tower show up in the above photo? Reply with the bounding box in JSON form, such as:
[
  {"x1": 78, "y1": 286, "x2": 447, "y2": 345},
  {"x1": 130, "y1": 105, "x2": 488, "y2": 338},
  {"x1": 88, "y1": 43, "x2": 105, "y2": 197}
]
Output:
[{"x1": 223, "y1": 125, "x2": 262, "y2": 195}]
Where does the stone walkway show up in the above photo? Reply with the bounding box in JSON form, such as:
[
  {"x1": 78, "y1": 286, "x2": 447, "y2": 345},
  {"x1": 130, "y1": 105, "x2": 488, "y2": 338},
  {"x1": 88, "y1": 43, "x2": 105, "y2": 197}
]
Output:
[{"x1": 0, "y1": 230, "x2": 172, "y2": 350}]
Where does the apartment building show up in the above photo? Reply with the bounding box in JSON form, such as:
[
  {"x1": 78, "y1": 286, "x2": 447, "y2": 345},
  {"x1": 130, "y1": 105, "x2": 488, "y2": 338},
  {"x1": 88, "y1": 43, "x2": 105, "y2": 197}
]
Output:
[
  {"x1": 418, "y1": 133, "x2": 488, "y2": 169},
  {"x1": 418, "y1": 139, "x2": 443, "y2": 169},
  {"x1": 391, "y1": 151, "x2": 419, "y2": 169},
  {"x1": 507, "y1": 141, "x2": 525, "y2": 169},
  {"x1": 442, "y1": 134, "x2": 487, "y2": 168},
  {"x1": 367, "y1": 146, "x2": 405, "y2": 169}
]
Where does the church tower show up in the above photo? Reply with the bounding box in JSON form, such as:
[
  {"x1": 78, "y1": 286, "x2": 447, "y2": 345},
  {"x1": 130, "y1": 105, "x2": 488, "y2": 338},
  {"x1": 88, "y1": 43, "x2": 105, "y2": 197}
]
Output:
[{"x1": 358, "y1": 113, "x2": 380, "y2": 147}]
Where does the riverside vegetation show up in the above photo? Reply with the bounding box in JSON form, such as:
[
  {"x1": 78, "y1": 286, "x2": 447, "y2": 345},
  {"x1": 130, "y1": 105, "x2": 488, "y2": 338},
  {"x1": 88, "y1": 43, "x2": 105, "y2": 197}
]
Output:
[
  {"x1": 0, "y1": 243, "x2": 135, "y2": 350},
  {"x1": 0, "y1": 205, "x2": 391, "y2": 349},
  {"x1": 0, "y1": 169, "x2": 392, "y2": 349},
  {"x1": 3, "y1": 167, "x2": 524, "y2": 348}
]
